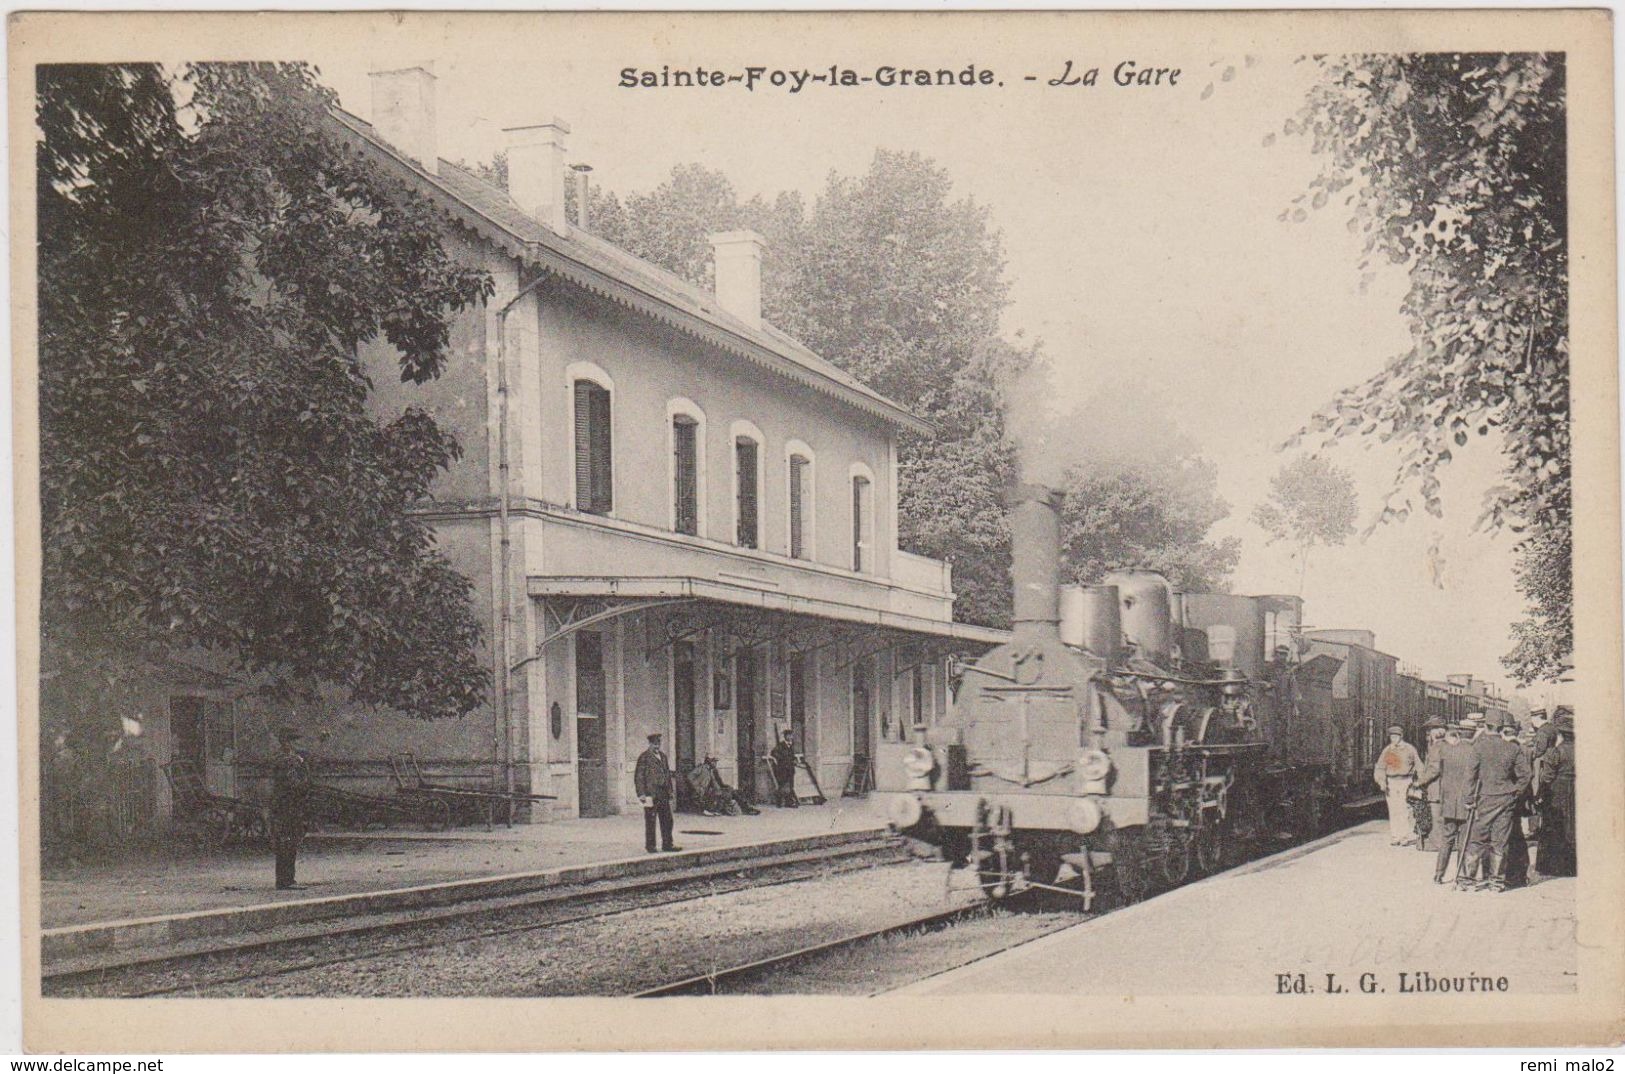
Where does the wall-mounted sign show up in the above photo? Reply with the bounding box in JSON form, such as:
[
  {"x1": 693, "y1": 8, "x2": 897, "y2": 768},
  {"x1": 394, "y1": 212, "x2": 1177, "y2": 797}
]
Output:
[{"x1": 550, "y1": 701, "x2": 563, "y2": 740}]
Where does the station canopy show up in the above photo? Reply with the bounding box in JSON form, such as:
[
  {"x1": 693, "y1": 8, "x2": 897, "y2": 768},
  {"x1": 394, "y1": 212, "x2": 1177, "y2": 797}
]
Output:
[{"x1": 523, "y1": 575, "x2": 1008, "y2": 677}]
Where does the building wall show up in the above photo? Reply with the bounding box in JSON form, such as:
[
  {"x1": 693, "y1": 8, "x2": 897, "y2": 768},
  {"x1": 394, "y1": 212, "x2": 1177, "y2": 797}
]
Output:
[{"x1": 523, "y1": 287, "x2": 899, "y2": 578}]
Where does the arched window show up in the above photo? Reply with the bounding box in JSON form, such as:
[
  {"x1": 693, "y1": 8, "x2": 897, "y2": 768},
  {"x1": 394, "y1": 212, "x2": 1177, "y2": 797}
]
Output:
[
  {"x1": 567, "y1": 363, "x2": 614, "y2": 516},
  {"x1": 667, "y1": 398, "x2": 707, "y2": 537},
  {"x1": 732, "y1": 420, "x2": 764, "y2": 549},
  {"x1": 850, "y1": 463, "x2": 875, "y2": 573},
  {"x1": 785, "y1": 440, "x2": 815, "y2": 561}
]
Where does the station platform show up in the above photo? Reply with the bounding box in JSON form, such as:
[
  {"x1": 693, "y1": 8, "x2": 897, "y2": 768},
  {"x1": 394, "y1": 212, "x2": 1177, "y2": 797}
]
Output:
[
  {"x1": 39, "y1": 798, "x2": 887, "y2": 963},
  {"x1": 895, "y1": 820, "x2": 1577, "y2": 996}
]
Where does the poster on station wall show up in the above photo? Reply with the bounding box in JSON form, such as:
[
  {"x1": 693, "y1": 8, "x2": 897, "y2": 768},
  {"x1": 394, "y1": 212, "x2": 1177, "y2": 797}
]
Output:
[{"x1": 9, "y1": 6, "x2": 1620, "y2": 1055}]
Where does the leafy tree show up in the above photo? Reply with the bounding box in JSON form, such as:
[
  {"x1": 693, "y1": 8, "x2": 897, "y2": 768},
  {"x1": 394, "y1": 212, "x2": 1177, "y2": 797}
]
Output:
[
  {"x1": 1282, "y1": 53, "x2": 1569, "y2": 682},
  {"x1": 1251, "y1": 455, "x2": 1359, "y2": 595},
  {"x1": 38, "y1": 62, "x2": 494, "y2": 741},
  {"x1": 1504, "y1": 528, "x2": 1573, "y2": 684}
]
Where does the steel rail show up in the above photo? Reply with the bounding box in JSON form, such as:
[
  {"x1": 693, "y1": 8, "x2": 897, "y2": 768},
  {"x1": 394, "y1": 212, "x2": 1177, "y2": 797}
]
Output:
[
  {"x1": 630, "y1": 903, "x2": 992, "y2": 997},
  {"x1": 44, "y1": 839, "x2": 907, "y2": 998}
]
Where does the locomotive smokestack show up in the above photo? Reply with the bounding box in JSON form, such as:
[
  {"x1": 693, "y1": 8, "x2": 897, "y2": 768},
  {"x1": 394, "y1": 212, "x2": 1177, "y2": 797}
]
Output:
[{"x1": 1007, "y1": 483, "x2": 1065, "y2": 645}]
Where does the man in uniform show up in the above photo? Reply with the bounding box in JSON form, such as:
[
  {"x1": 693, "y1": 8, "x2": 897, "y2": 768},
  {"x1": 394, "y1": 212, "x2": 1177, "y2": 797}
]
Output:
[
  {"x1": 1537, "y1": 712, "x2": 1576, "y2": 876},
  {"x1": 1410, "y1": 718, "x2": 1448, "y2": 852},
  {"x1": 1428, "y1": 719, "x2": 1477, "y2": 884},
  {"x1": 271, "y1": 728, "x2": 312, "y2": 890},
  {"x1": 634, "y1": 732, "x2": 681, "y2": 854},
  {"x1": 1461, "y1": 712, "x2": 1532, "y2": 892},
  {"x1": 769, "y1": 729, "x2": 800, "y2": 808},
  {"x1": 1373, "y1": 724, "x2": 1422, "y2": 845}
]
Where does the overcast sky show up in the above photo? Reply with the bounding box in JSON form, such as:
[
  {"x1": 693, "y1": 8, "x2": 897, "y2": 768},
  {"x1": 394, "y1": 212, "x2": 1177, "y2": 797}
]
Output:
[{"x1": 294, "y1": 16, "x2": 1542, "y2": 702}]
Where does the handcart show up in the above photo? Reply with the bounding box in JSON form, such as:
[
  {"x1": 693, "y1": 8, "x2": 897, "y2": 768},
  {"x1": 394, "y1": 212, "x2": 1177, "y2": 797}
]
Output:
[
  {"x1": 389, "y1": 751, "x2": 557, "y2": 829},
  {"x1": 162, "y1": 761, "x2": 269, "y2": 846},
  {"x1": 307, "y1": 782, "x2": 452, "y2": 832}
]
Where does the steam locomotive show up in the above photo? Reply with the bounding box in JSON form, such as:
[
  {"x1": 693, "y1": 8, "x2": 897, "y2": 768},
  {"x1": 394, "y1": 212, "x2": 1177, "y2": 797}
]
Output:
[{"x1": 874, "y1": 484, "x2": 1364, "y2": 907}]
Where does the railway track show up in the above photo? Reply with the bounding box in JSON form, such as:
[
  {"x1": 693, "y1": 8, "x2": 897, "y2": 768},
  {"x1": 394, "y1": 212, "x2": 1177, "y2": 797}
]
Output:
[
  {"x1": 629, "y1": 821, "x2": 1374, "y2": 997},
  {"x1": 630, "y1": 903, "x2": 1002, "y2": 996},
  {"x1": 43, "y1": 836, "x2": 909, "y2": 997}
]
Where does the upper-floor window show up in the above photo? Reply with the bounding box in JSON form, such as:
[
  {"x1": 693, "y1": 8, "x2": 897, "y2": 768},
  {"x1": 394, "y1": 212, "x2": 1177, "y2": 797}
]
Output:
[
  {"x1": 850, "y1": 464, "x2": 875, "y2": 573},
  {"x1": 673, "y1": 416, "x2": 700, "y2": 536},
  {"x1": 786, "y1": 441, "x2": 814, "y2": 561},
  {"x1": 733, "y1": 422, "x2": 764, "y2": 549},
  {"x1": 571, "y1": 374, "x2": 613, "y2": 515},
  {"x1": 666, "y1": 397, "x2": 707, "y2": 539}
]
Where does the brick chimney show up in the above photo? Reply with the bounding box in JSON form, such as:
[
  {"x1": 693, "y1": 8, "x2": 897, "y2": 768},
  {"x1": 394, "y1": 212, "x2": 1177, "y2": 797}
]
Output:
[
  {"x1": 709, "y1": 230, "x2": 765, "y2": 330},
  {"x1": 504, "y1": 118, "x2": 570, "y2": 235},
  {"x1": 368, "y1": 64, "x2": 438, "y2": 175}
]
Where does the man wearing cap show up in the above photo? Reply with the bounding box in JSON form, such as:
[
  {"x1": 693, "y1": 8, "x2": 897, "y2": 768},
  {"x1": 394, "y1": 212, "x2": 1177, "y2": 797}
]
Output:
[
  {"x1": 1429, "y1": 720, "x2": 1478, "y2": 884},
  {"x1": 769, "y1": 729, "x2": 800, "y2": 808},
  {"x1": 1411, "y1": 718, "x2": 1449, "y2": 852},
  {"x1": 270, "y1": 729, "x2": 313, "y2": 890},
  {"x1": 1536, "y1": 713, "x2": 1576, "y2": 876},
  {"x1": 634, "y1": 732, "x2": 680, "y2": 853},
  {"x1": 1461, "y1": 712, "x2": 1532, "y2": 892},
  {"x1": 1373, "y1": 724, "x2": 1422, "y2": 846},
  {"x1": 686, "y1": 754, "x2": 761, "y2": 817}
]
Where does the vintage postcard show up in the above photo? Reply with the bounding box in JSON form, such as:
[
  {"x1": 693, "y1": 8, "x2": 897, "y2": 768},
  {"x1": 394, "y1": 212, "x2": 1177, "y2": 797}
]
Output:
[{"x1": 10, "y1": 8, "x2": 1621, "y2": 1052}]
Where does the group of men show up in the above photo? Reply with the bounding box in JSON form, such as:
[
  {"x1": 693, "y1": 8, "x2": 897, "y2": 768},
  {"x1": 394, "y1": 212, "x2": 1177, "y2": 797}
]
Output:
[
  {"x1": 1372, "y1": 706, "x2": 1577, "y2": 893},
  {"x1": 633, "y1": 728, "x2": 806, "y2": 853}
]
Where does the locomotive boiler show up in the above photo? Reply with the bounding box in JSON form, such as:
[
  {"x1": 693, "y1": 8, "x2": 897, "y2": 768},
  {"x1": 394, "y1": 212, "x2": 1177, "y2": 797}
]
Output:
[{"x1": 874, "y1": 483, "x2": 1339, "y2": 906}]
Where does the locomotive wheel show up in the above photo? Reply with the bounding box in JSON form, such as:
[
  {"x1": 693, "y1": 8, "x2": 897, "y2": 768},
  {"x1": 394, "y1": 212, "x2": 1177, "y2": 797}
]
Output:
[
  {"x1": 1110, "y1": 829, "x2": 1151, "y2": 906},
  {"x1": 1194, "y1": 821, "x2": 1224, "y2": 876}
]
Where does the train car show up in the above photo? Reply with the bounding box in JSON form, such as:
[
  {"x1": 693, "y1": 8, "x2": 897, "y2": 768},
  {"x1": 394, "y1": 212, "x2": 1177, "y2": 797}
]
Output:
[{"x1": 874, "y1": 484, "x2": 1357, "y2": 907}]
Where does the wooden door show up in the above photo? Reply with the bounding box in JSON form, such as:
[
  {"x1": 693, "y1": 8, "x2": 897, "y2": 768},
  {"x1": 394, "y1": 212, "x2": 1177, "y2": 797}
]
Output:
[
  {"x1": 673, "y1": 641, "x2": 697, "y2": 808},
  {"x1": 735, "y1": 650, "x2": 758, "y2": 799},
  {"x1": 575, "y1": 632, "x2": 610, "y2": 818}
]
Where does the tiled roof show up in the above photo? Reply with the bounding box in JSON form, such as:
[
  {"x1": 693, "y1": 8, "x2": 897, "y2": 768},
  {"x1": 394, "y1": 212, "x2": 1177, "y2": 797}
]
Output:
[{"x1": 329, "y1": 108, "x2": 931, "y2": 434}]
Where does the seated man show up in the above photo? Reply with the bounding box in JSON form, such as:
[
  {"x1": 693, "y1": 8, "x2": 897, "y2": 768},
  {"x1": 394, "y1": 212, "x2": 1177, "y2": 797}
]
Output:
[{"x1": 686, "y1": 755, "x2": 760, "y2": 816}]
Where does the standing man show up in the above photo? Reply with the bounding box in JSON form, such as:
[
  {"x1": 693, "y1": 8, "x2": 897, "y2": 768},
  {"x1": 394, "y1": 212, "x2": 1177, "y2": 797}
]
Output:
[
  {"x1": 635, "y1": 732, "x2": 681, "y2": 854},
  {"x1": 1538, "y1": 712, "x2": 1576, "y2": 876},
  {"x1": 1462, "y1": 712, "x2": 1533, "y2": 892},
  {"x1": 1374, "y1": 724, "x2": 1422, "y2": 846},
  {"x1": 1411, "y1": 718, "x2": 1449, "y2": 852},
  {"x1": 270, "y1": 728, "x2": 312, "y2": 891},
  {"x1": 1430, "y1": 720, "x2": 1477, "y2": 884},
  {"x1": 770, "y1": 729, "x2": 799, "y2": 808}
]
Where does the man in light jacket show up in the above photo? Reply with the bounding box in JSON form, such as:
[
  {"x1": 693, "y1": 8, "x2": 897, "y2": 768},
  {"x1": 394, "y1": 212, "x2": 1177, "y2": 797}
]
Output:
[{"x1": 1374, "y1": 724, "x2": 1422, "y2": 846}]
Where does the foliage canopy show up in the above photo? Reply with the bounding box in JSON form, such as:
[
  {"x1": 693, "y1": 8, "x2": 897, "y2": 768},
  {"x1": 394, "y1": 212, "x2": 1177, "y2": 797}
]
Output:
[
  {"x1": 1284, "y1": 53, "x2": 1569, "y2": 682},
  {"x1": 39, "y1": 62, "x2": 494, "y2": 725}
]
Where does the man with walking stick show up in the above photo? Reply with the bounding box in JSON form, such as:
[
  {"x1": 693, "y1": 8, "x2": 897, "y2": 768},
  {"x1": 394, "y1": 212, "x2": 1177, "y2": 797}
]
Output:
[
  {"x1": 1460, "y1": 712, "x2": 1532, "y2": 892},
  {"x1": 1429, "y1": 719, "x2": 1478, "y2": 886}
]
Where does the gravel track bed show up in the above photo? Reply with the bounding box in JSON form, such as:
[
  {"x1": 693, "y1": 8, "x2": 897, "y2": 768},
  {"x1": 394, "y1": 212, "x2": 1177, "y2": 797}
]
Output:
[
  {"x1": 723, "y1": 907, "x2": 1084, "y2": 995},
  {"x1": 46, "y1": 847, "x2": 907, "y2": 998},
  {"x1": 174, "y1": 860, "x2": 976, "y2": 997}
]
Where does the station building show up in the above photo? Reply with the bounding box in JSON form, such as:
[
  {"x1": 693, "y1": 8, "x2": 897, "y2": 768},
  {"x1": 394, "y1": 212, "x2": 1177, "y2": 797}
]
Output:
[{"x1": 77, "y1": 65, "x2": 1005, "y2": 828}]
